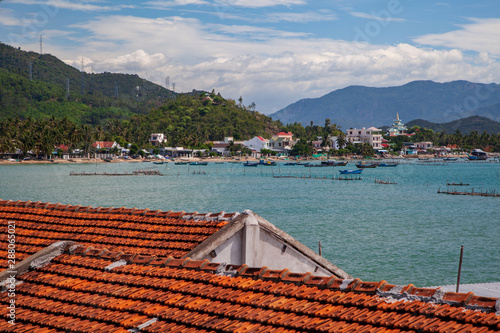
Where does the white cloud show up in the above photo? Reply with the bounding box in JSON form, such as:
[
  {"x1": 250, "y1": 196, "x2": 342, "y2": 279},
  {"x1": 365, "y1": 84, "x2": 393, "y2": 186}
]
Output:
[
  {"x1": 350, "y1": 11, "x2": 406, "y2": 23},
  {"x1": 6, "y1": 0, "x2": 133, "y2": 11},
  {"x1": 47, "y1": 14, "x2": 500, "y2": 114},
  {"x1": 144, "y1": 0, "x2": 209, "y2": 9},
  {"x1": 265, "y1": 10, "x2": 336, "y2": 23},
  {"x1": 0, "y1": 9, "x2": 23, "y2": 26},
  {"x1": 414, "y1": 18, "x2": 500, "y2": 57},
  {"x1": 215, "y1": 0, "x2": 306, "y2": 9}
]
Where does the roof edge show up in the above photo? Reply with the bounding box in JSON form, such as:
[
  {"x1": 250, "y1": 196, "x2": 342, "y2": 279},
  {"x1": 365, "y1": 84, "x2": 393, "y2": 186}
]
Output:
[
  {"x1": 251, "y1": 211, "x2": 353, "y2": 279},
  {"x1": 0, "y1": 240, "x2": 75, "y2": 284}
]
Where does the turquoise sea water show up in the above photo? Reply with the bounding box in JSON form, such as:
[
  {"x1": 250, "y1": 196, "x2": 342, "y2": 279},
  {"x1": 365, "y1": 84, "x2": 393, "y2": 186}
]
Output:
[{"x1": 1, "y1": 160, "x2": 499, "y2": 287}]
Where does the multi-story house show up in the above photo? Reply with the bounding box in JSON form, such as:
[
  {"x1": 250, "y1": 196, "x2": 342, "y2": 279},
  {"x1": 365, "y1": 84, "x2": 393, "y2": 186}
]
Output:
[{"x1": 346, "y1": 127, "x2": 382, "y2": 150}]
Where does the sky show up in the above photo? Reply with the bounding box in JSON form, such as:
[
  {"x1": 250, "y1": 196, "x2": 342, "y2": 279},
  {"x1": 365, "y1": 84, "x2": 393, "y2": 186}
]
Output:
[{"x1": 1, "y1": 0, "x2": 499, "y2": 114}]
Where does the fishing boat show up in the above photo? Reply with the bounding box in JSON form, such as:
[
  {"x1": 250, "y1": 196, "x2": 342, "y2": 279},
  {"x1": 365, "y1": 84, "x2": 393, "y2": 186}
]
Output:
[
  {"x1": 259, "y1": 159, "x2": 276, "y2": 166},
  {"x1": 443, "y1": 157, "x2": 458, "y2": 161},
  {"x1": 468, "y1": 149, "x2": 488, "y2": 160},
  {"x1": 174, "y1": 162, "x2": 189, "y2": 165},
  {"x1": 334, "y1": 161, "x2": 348, "y2": 166},
  {"x1": 356, "y1": 162, "x2": 377, "y2": 168},
  {"x1": 190, "y1": 162, "x2": 208, "y2": 165},
  {"x1": 284, "y1": 162, "x2": 297, "y2": 166},
  {"x1": 215, "y1": 162, "x2": 224, "y2": 164},
  {"x1": 153, "y1": 161, "x2": 165, "y2": 165},
  {"x1": 339, "y1": 169, "x2": 363, "y2": 175},
  {"x1": 243, "y1": 161, "x2": 258, "y2": 167},
  {"x1": 378, "y1": 163, "x2": 397, "y2": 167}
]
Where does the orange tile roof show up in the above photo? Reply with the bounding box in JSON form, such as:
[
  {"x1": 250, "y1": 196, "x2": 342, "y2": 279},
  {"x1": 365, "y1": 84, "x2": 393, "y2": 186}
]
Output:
[
  {"x1": 0, "y1": 199, "x2": 234, "y2": 268},
  {"x1": 1, "y1": 244, "x2": 498, "y2": 333}
]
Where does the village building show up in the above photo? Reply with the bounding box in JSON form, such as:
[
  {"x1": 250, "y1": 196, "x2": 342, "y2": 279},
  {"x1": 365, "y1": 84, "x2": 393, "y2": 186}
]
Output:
[
  {"x1": 346, "y1": 127, "x2": 383, "y2": 150},
  {"x1": 243, "y1": 136, "x2": 270, "y2": 157},
  {"x1": 92, "y1": 141, "x2": 122, "y2": 158},
  {"x1": 149, "y1": 133, "x2": 166, "y2": 146},
  {"x1": 415, "y1": 141, "x2": 434, "y2": 151},
  {"x1": 159, "y1": 147, "x2": 193, "y2": 158},
  {"x1": 210, "y1": 137, "x2": 244, "y2": 156},
  {"x1": 387, "y1": 113, "x2": 409, "y2": 136},
  {"x1": 269, "y1": 131, "x2": 296, "y2": 155},
  {"x1": 1, "y1": 199, "x2": 498, "y2": 332}
]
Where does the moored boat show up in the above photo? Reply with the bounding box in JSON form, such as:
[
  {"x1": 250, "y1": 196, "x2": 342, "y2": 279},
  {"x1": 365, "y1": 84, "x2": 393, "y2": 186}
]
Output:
[
  {"x1": 356, "y1": 162, "x2": 377, "y2": 168},
  {"x1": 468, "y1": 149, "x2": 488, "y2": 160},
  {"x1": 190, "y1": 162, "x2": 208, "y2": 165},
  {"x1": 243, "y1": 161, "x2": 258, "y2": 167},
  {"x1": 378, "y1": 163, "x2": 397, "y2": 167},
  {"x1": 259, "y1": 159, "x2": 276, "y2": 166},
  {"x1": 339, "y1": 169, "x2": 363, "y2": 174}
]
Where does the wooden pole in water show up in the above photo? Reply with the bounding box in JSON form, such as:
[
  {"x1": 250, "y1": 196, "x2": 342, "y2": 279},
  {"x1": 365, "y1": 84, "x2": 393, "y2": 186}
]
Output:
[
  {"x1": 456, "y1": 245, "x2": 464, "y2": 292},
  {"x1": 318, "y1": 240, "x2": 322, "y2": 256}
]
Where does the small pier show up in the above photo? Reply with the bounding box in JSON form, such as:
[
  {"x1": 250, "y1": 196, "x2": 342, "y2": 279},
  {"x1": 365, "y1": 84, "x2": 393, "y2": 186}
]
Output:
[
  {"x1": 375, "y1": 179, "x2": 397, "y2": 184},
  {"x1": 437, "y1": 188, "x2": 500, "y2": 197},
  {"x1": 70, "y1": 170, "x2": 163, "y2": 176}
]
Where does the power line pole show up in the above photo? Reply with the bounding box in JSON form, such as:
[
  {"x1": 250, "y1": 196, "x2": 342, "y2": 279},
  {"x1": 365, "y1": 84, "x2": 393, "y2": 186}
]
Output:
[
  {"x1": 65, "y1": 77, "x2": 70, "y2": 98},
  {"x1": 172, "y1": 82, "x2": 176, "y2": 92}
]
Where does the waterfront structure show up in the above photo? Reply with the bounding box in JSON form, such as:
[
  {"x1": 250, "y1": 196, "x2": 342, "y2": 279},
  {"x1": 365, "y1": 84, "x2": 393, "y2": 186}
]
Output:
[
  {"x1": 387, "y1": 113, "x2": 408, "y2": 136},
  {"x1": 415, "y1": 141, "x2": 434, "y2": 150},
  {"x1": 1, "y1": 199, "x2": 498, "y2": 332},
  {"x1": 243, "y1": 136, "x2": 270, "y2": 157},
  {"x1": 402, "y1": 142, "x2": 418, "y2": 155},
  {"x1": 346, "y1": 127, "x2": 383, "y2": 150},
  {"x1": 269, "y1": 131, "x2": 296, "y2": 154},
  {"x1": 149, "y1": 133, "x2": 166, "y2": 146}
]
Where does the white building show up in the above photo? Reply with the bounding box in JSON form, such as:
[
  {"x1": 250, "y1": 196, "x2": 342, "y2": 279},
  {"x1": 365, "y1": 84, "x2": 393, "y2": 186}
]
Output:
[
  {"x1": 415, "y1": 142, "x2": 433, "y2": 150},
  {"x1": 243, "y1": 136, "x2": 270, "y2": 157},
  {"x1": 346, "y1": 127, "x2": 383, "y2": 150},
  {"x1": 149, "y1": 133, "x2": 166, "y2": 146},
  {"x1": 269, "y1": 132, "x2": 296, "y2": 154}
]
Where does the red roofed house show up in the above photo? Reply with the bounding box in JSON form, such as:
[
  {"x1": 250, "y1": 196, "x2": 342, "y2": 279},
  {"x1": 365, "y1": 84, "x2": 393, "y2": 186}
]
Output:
[
  {"x1": 92, "y1": 141, "x2": 122, "y2": 157},
  {"x1": 269, "y1": 132, "x2": 296, "y2": 154},
  {"x1": 243, "y1": 136, "x2": 270, "y2": 157}
]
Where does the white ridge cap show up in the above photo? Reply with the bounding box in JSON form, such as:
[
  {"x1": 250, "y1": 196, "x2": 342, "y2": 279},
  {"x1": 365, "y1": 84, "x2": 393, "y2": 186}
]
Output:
[{"x1": 104, "y1": 259, "x2": 127, "y2": 271}]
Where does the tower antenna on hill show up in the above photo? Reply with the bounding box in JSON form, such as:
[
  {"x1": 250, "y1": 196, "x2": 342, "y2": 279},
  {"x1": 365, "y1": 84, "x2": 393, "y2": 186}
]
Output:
[
  {"x1": 172, "y1": 82, "x2": 176, "y2": 92},
  {"x1": 39, "y1": 35, "x2": 42, "y2": 54},
  {"x1": 80, "y1": 57, "x2": 85, "y2": 95},
  {"x1": 66, "y1": 77, "x2": 70, "y2": 98},
  {"x1": 165, "y1": 76, "x2": 170, "y2": 89}
]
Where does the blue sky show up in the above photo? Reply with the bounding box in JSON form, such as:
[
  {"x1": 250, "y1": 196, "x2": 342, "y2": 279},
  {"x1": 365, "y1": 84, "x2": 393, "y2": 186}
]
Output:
[{"x1": 1, "y1": 0, "x2": 499, "y2": 114}]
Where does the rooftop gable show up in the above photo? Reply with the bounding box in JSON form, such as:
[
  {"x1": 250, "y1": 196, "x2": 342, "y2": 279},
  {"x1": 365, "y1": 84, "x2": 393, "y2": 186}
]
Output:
[{"x1": 1, "y1": 243, "x2": 498, "y2": 332}]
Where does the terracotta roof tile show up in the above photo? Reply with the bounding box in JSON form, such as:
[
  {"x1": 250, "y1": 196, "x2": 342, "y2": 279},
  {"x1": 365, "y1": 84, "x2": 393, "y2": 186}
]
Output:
[{"x1": 0, "y1": 200, "x2": 234, "y2": 259}]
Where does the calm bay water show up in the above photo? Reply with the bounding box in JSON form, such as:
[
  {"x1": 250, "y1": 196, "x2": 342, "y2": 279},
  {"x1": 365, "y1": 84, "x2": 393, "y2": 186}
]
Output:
[{"x1": 1, "y1": 160, "x2": 499, "y2": 287}]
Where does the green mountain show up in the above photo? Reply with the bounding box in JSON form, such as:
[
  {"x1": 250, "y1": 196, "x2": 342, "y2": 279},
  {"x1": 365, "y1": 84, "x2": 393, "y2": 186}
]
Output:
[
  {"x1": 270, "y1": 80, "x2": 500, "y2": 129},
  {"x1": 0, "y1": 42, "x2": 175, "y2": 124},
  {"x1": 0, "y1": 42, "x2": 282, "y2": 149},
  {"x1": 406, "y1": 115, "x2": 500, "y2": 135}
]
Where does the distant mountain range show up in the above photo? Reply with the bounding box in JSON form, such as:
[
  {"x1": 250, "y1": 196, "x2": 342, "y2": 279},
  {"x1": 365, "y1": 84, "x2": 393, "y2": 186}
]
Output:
[
  {"x1": 270, "y1": 81, "x2": 500, "y2": 129},
  {"x1": 405, "y1": 116, "x2": 500, "y2": 135}
]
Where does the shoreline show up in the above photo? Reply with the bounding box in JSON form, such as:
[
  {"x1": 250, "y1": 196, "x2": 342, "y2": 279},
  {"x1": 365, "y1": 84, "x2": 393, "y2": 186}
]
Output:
[{"x1": 0, "y1": 154, "x2": 474, "y2": 165}]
